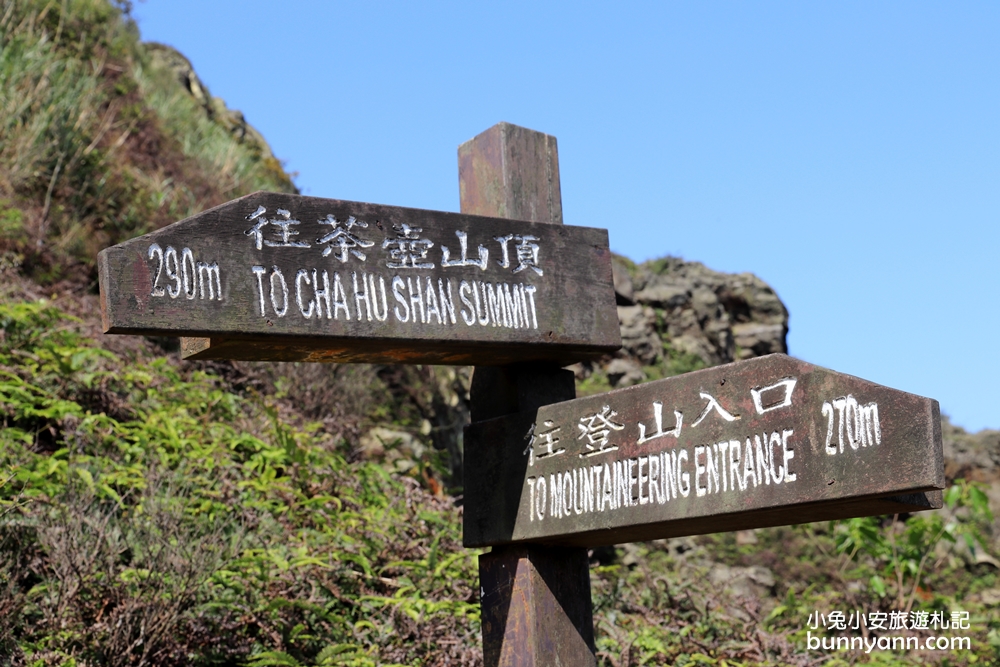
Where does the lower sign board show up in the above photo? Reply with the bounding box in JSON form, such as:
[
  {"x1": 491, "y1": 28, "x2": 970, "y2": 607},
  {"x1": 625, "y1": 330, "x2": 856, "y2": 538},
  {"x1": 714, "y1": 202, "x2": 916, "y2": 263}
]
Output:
[
  {"x1": 97, "y1": 191, "x2": 620, "y2": 365},
  {"x1": 464, "y1": 354, "x2": 944, "y2": 548}
]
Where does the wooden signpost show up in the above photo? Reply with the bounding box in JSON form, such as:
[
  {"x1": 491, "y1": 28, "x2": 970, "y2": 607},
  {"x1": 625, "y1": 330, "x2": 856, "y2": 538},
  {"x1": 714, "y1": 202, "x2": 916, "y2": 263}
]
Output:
[
  {"x1": 98, "y1": 192, "x2": 620, "y2": 365},
  {"x1": 460, "y1": 124, "x2": 599, "y2": 666},
  {"x1": 97, "y1": 122, "x2": 945, "y2": 667},
  {"x1": 464, "y1": 353, "x2": 943, "y2": 548}
]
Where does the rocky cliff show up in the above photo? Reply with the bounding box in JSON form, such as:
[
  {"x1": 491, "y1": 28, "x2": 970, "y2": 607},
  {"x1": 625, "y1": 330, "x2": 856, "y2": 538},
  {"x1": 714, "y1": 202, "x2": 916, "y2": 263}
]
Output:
[{"x1": 565, "y1": 255, "x2": 789, "y2": 395}]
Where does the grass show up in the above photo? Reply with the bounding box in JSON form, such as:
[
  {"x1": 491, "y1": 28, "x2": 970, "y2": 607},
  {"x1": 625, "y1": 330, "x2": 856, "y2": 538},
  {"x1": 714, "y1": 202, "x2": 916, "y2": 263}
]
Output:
[
  {"x1": 1, "y1": 2, "x2": 998, "y2": 665},
  {"x1": 0, "y1": 0, "x2": 295, "y2": 285},
  {"x1": 0, "y1": 300, "x2": 481, "y2": 665},
  {"x1": 3, "y1": 300, "x2": 994, "y2": 665}
]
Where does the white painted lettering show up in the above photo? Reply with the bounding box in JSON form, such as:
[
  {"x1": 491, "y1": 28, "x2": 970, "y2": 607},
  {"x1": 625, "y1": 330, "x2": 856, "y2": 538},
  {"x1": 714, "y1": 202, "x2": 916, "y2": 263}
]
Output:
[
  {"x1": 695, "y1": 445, "x2": 707, "y2": 497},
  {"x1": 197, "y1": 262, "x2": 222, "y2": 301},
  {"x1": 648, "y1": 454, "x2": 660, "y2": 504},
  {"x1": 499, "y1": 283, "x2": 512, "y2": 328},
  {"x1": 550, "y1": 472, "x2": 562, "y2": 519},
  {"x1": 768, "y1": 431, "x2": 784, "y2": 484},
  {"x1": 295, "y1": 269, "x2": 314, "y2": 318},
  {"x1": 577, "y1": 468, "x2": 587, "y2": 513},
  {"x1": 524, "y1": 285, "x2": 538, "y2": 329},
  {"x1": 824, "y1": 396, "x2": 881, "y2": 457},
  {"x1": 729, "y1": 439, "x2": 743, "y2": 492},
  {"x1": 822, "y1": 401, "x2": 836, "y2": 455},
  {"x1": 181, "y1": 247, "x2": 197, "y2": 300},
  {"x1": 424, "y1": 276, "x2": 442, "y2": 324},
  {"x1": 743, "y1": 438, "x2": 758, "y2": 489},
  {"x1": 440, "y1": 230, "x2": 488, "y2": 269},
  {"x1": 638, "y1": 456, "x2": 649, "y2": 505},
  {"x1": 591, "y1": 467, "x2": 601, "y2": 512},
  {"x1": 718, "y1": 440, "x2": 729, "y2": 492},
  {"x1": 601, "y1": 462, "x2": 613, "y2": 512},
  {"x1": 846, "y1": 395, "x2": 859, "y2": 450},
  {"x1": 693, "y1": 392, "x2": 739, "y2": 427},
  {"x1": 706, "y1": 444, "x2": 719, "y2": 494},
  {"x1": 567, "y1": 470, "x2": 577, "y2": 515},
  {"x1": 625, "y1": 459, "x2": 636, "y2": 506},
  {"x1": 148, "y1": 244, "x2": 221, "y2": 302},
  {"x1": 782, "y1": 429, "x2": 796, "y2": 482},
  {"x1": 353, "y1": 271, "x2": 372, "y2": 321},
  {"x1": 392, "y1": 275, "x2": 409, "y2": 322},
  {"x1": 459, "y1": 280, "x2": 475, "y2": 326},
  {"x1": 164, "y1": 246, "x2": 180, "y2": 298},
  {"x1": 332, "y1": 272, "x2": 350, "y2": 320},
  {"x1": 485, "y1": 283, "x2": 501, "y2": 326},
  {"x1": 613, "y1": 460, "x2": 626, "y2": 510},
  {"x1": 751, "y1": 377, "x2": 797, "y2": 414},
  {"x1": 407, "y1": 276, "x2": 424, "y2": 324},
  {"x1": 269, "y1": 266, "x2": 289, "y2": 317},
  {"x1": 473, "y1": 281, "x2": 489, "y2": 325},
  {"x1": 833, "y1": 397, "x2": 847, "y2": 453},
  {"x1": 251, "y1": 265, "x2": 267, "y2": 316},
  {"x1": 563, "y1": 471, "x2": 573, "y2": 517},
  {"x1": 313, "y1": 269, "x2": 332, "y2": 319},
  {"x1": 536, "y1": 476, "x2": 546, "y2": 519},
  {"x1": 755, "y1": 434, "x2": 770, "y2": 485},
  {"x1": 370, "y1": 273, "x2": 388, "y2": 321},
  {"x1": 677, "y1": 449, "x2": 690, "y2": 497},
  {"x1": 862, "y1": 402, "x2": 881, "y2": 445},
  {"x1": 506, "y1": 283, "x2": 522, "y2": 329},
  {"x1": 438, "y1": 279, "x2": 456, "y2": 325},
  {"x1": 638, "y1": 401, "x2": 683, "y2": 444},
  {"x1": 148, "y1": 244, "x2": 165, "y2": 297},
  {"x1": 663, "y1": 451, "x2": 676, "y2": 501}
]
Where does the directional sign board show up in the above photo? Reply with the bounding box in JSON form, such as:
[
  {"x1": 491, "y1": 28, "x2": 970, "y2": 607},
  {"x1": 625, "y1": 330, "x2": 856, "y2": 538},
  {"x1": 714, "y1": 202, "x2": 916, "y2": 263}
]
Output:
[
  {"x1": 464, "y1": 354, "x2": 944, "y2": 548},
  {"x1": 98, "y1": 191, "x2": 620, "y2": 365}
]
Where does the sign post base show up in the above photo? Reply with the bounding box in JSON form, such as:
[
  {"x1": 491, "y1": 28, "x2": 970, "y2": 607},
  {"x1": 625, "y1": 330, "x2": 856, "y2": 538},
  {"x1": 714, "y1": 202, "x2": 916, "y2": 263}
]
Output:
[{"x1": 480, "y1": 545, "x2": 596, "y2": 667}]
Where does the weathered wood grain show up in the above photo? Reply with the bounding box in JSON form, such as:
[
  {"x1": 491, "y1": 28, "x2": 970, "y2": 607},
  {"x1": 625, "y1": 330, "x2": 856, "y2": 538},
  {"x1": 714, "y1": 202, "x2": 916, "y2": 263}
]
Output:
[
  {"x1": 458, "y1": 122, "x2": 563, "y2": 225},
  {"x1": 464, "y1": 354, "x2": 945, "y2": 548},
  {"x1": 97, "y1": 191, "x2": 620, "y2": 365},
  {"x1": 461, "y1": 123, "x2": 597, "y2": 667}
]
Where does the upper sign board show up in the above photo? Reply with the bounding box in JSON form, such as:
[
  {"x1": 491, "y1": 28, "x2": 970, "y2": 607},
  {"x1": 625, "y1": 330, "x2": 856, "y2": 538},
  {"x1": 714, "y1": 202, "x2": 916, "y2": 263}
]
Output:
[
  {"x1": 464, "y1": 354, "x2": 944, "y2": 548},
  {"x1": 98, "y1": 192, "x2": 621, "y2": 365}
]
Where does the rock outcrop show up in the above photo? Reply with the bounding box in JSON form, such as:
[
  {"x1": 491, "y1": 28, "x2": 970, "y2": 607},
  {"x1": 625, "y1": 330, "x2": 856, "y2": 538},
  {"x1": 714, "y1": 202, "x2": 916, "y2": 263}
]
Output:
[
  {"x1": 144, "y1": 42, "x2": 287, "y2": 174},
  {"x1": 573, "y1": 255, "x2": 789, "y2": 390},
  {"x1": 623, "y1": 255, "x2": 788, "y2": 363}
]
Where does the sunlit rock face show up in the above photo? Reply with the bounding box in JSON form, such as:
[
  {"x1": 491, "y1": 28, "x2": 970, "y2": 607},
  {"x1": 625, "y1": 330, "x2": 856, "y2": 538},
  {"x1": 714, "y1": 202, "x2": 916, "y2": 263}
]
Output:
[
  {"x1": 572, "y1": 255, "x2": 789, "y2": 390},
  {"x1": 627, "y1": 255, "x2": 788, "y2": 363}
]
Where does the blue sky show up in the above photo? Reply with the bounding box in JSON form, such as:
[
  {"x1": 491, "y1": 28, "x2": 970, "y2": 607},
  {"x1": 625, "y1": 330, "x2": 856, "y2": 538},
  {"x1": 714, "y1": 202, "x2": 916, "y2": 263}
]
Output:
[{"x1": 132, "y1": 1, "x2": 999, "y2": 432}]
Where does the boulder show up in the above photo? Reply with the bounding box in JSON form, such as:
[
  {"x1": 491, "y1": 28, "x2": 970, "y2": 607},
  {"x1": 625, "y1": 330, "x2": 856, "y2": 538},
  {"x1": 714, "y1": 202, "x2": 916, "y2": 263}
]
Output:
[
  {"x1": 634, "y1": 280, "x2": 691, "y2": 309},
  {"x1": 619, "y1": 255, "x2": 789, "y2": 368},
  {"x1": 732, "y1": 322, "x2": 787, "y2": 359},
  {"x1": 617, "y1": 305, "x2": 662, "y2": 366},
  {"x1": 606, "y1": 358, "x2": 645, "y2": 388}
]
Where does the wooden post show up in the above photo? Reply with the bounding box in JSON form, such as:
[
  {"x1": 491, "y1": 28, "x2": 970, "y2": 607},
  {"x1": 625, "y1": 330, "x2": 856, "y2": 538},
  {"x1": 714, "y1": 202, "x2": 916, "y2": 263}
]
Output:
[
  {"x1": 460, "y1": 123, "x2": 597, "y2": 667},
  {"x1": 95, "y1": 115, "x2": 945, "y2": 665}
]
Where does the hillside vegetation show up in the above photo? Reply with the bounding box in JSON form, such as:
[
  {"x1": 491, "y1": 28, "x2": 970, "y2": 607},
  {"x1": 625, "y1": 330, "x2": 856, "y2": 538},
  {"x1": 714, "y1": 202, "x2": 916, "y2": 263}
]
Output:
[
  {"x1": 0, "y1": 0, "x2": 295, "y2": 286},
  {"x1": 1, "y1": 2, "x2": 998, "y2": 665}
]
